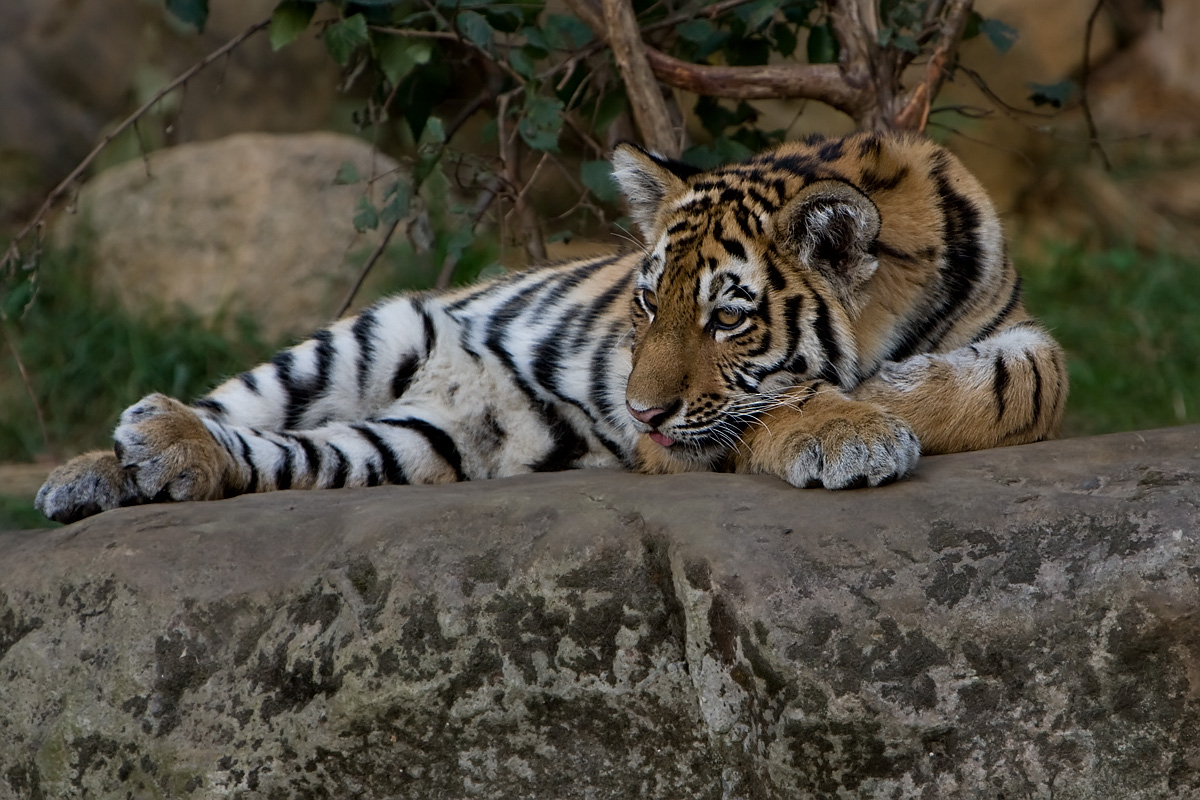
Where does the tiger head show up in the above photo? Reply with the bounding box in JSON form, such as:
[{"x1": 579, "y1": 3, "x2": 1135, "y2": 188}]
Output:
[{"x1": 611, "y1": 141, "x2": 886, "y2": 466}]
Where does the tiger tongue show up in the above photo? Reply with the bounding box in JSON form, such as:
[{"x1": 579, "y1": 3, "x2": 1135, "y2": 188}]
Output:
[{"x1": 649, "y1": 431, "x2": 676, "y2": 447}]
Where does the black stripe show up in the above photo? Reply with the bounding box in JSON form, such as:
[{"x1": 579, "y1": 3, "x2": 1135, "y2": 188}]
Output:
[
  {"x1": 329, "y1": 445, "x2": 349, "y2": 489},
  {"x1": 380, "y1": 418, "x2": 467, "y2": 482},
  {"x1": 719, "y1": 238, "x2": 746, "y2": 261},
  {"x1": 234, "y1": 432, "x2": 259, "y2": 493},
  {"x1": 365, "y1": 463, "x2": 380, "y2": 487},
  {"x1": 418, "y1": 302, "x2": 437, "y2": 353},
  {"x1": 858, "y1": 165, "x2": 908, "y2": 194},
  {"x1": 239, "y1": 372, "x2": 261, "y2": 395},
  {"x1": 992, "y1": 354, "x2": 1010, "y2": 422},
  {"x1": 192, "y1": 398, "x2": 226, "y2": 418},
  {"x1": 588, "y1": 326, "x2": 632, "y2": 464},
  {"x1": 274, "y1": 440, "x2": 294, "y2": 491},
  {"x1": 391, "y1": 355, "x2": 419, "y2": 399},
  {"x1": 352, "y1": 309, "x2": 379, "y2": 399},
  {"x1": 353, "y1": 424, "x2": 408, "y2": 485},
  {"x1": 1028, "y1": 355, "x2": 1043, "y2": 431},
  {"x1": 972, "y1": 278, "x2": 1023, "y2": 344},
  {"x1": 284, "y1": 432, "x2": 322, "y2": 483},
  {"x1": 811, "y1": 292, "x2": 845, "y2": 387}
]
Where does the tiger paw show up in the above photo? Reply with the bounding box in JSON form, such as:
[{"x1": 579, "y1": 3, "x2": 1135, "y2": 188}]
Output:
[
  {"x1": 35, "y1": 451, "x2": 142, "y2": 523},
  {"x1": 36, "y1": 394, "x2": 234, "y2": 523},
  {"x1": 779, "y1": 408, "x2": 920, "y2": 490},
  {"x1": 111, "y1": 393, "x2": 234, "y2": 504}
]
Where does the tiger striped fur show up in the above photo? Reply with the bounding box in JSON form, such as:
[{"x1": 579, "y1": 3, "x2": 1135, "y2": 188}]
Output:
[{"x1": 36, "y1": 131, "x2": 1067, "y2": 524}]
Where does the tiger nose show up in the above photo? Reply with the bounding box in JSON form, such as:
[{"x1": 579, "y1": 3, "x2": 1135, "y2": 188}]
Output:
[{"x1": 626, "y1": 401, "x2": 676, "y2": 428}]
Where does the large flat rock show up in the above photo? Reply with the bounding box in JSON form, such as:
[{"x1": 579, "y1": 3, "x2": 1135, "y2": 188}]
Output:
[{"x1": 2, "y1": 426, "x2": 1198, "y2": 799}]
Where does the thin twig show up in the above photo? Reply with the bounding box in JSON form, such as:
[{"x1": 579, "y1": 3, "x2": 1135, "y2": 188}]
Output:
[
  {"x1": 435, "y1": 177, "x2": 503, "y2": 289},
  {"x1": 1, "y1": 321, "x2": 55, "y2": 461},
  {"x1": 1080, "y1": 0, "x2": 1112, "y2": 170},
  {"x1": 1, "y1": 18, "x2": 270, "y2": 277},
  {"x1": 335, "y1": 219, "x2": 403, "y2": 319}
]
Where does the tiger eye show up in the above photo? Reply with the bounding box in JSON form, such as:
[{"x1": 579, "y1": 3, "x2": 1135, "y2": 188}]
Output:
[
  {"x1": 640, "y1": 289, "x2": 658, "y2": 313},
  {"x1": 714, "y1": 307, "x2": 745, "y2": 329}
]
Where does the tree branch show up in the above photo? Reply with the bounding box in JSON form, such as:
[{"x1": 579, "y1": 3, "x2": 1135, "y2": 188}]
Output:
[
  {"x1": 600, "y1": 0, "x2": 681, "y2": 156},
  {"x1": 570, "y1": 0, "x2": 868, "y2": 125},
  {"x1": 893, "y1": 0, "x2": 974, "y2": 131},
  {"x1": 2, "y1": 18, "x2": 271, "y2": 279}
]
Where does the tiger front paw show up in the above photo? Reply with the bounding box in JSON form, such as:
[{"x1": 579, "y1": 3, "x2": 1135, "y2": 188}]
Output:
[
  {"x1": 35, "y1": 394, "x2": 234, "y2": 523},
  {"x1": 112, "y1": 393, "x2": 234, "y2": 503},
  {"x1": 780, "y1": 409, "x2": 920, "y2": 490}
]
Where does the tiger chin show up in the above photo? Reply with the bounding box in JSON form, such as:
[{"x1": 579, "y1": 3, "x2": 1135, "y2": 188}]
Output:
[{"x1": 37, "y1": 131, "x2": 1067, "y2": 524}]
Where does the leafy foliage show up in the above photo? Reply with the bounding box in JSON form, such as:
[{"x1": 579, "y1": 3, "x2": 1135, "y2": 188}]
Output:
[{"x1": 162, "y1": 0, "x2": 1032, "y2": 270}]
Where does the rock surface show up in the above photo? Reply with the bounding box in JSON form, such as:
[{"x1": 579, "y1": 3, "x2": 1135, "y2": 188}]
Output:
[
  {"x1": 1, "y1": 426, "x2": 1198, "y2": 799},
  {"x1": 53, "y1": 132, "x2": 400, "y2": 341}
]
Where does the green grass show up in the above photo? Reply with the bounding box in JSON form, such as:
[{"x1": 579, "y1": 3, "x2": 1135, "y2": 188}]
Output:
[
  {"x1": 1020, "y1": 244, "x2": 1200, "y2": 437},
  {"x1": 0, "y1": 494, "x2": 59, "y2": 531},
  {"x1": 1, "y1": 244, "x2": 277, "y2": 467}
]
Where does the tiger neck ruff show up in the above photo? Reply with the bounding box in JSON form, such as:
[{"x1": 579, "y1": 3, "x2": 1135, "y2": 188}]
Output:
[{"x1": 36, "y1": 131, "x2": 1066, "y2": 523}]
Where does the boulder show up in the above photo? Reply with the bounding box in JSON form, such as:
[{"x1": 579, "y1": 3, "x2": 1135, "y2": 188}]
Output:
[
  {"x1": 2, "y1": 426, "x2": 1199, "y2": 799},
  {"x1": 0, "y1": 0, "x2": 339, "y2": 224},
  {"x1": 54, "y1": 132, "x2": 401, "y2": 342}
]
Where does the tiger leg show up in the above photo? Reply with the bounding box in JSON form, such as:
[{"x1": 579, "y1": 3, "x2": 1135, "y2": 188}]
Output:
[
  {"x1": 731, "y1": 321, "x2": 1066, "y2": 489},
  {"x1": 36, "y1": 297, "x2": 442, "y2": 523},
  {"x1": 850, "y1": 321, "x2": 1068, "y2": 455},
  {"x1": 36, "y1": 396, "x2": 469, "y2": 523}
]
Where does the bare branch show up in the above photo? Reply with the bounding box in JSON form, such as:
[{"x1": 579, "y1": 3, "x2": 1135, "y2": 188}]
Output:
[
  {"x1": 893, "y1": 0, "x2": 974, "y2": 131},
  {"x1": 1, "y1": 320, "x2": 56, "y2": 461},
  {"x1": 601, "y1": 0, "x2": 681, "y2": 156},
  {"x1": 1080, "y1": 0, "x2": 1113, "y2": 170},
  {"x1": 644, "y1": 51, "x2": 864, "y2": 113}
]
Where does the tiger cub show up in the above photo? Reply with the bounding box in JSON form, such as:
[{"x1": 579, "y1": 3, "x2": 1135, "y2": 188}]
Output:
[{"x1": 37, "y1": 131, "x2": 1066, "y2": 523}]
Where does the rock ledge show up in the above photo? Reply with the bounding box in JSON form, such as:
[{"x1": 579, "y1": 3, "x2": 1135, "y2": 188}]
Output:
[{"x1": 2, "y1": 426, "x2": 1199, "y2": 799}]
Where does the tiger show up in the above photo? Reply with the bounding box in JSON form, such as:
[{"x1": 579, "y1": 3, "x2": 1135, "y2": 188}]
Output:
[{"x1": 35, "y1": 131, "x2": 1067, "y2": 524}]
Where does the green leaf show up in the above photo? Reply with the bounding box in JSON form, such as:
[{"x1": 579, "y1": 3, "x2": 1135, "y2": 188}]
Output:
[
  {"x1": 375, "y1": 35, "x2": 432, "y2": 85},
  {"x1": 580, "y1": 160, "x2": 620, "y2": 205},
  {"x1": 980, "y1": 18, "x2": 1019, "y2": 54},
  {"x1": 782, "y1": 0, "x2": 819, "y2": 25},
  {"x1": 522, "y1": 26, "x2": 551, "y2": 56},
  {"x1": 456, "y1": 9, "x2": 494, "y2": 55},
  {"x1": 269, "y1": 1, "x2": 315, "y2": 51},
  {"x1": 806, "y1": 21, "x2": 838, "y2": 64},
  {"x1": 544, "y1": 14, "x2": 593, "y2": 49},
  {"x1": 353, "y1": 195, "x2": 380, "y2": 232},
  {"x1": 509, "y1": 47, "x2": 537, "y2": 79},
  {"x1": 1028, "y1": 80, "x2": 1076, "y2": 108},
  {"x1": 380, "y1": 181, "x2": 412, "y2": 228},
  {"x1": 519, "y1": 96, "x2": 564, "y2": 152},
  {"x1": 734, "y1": 0, "x2": 778, "y2": 32},
  {"x1": 677, "y1": 19, "x2": 715, "y2": 43},
  {"x1": 771, "y1": 22, "x2": 798, "y2": 58},
  {"x1": 592, "y1": 88, "x2": 627, "y2": 135},
  {"x1": 324, "y1": 14, "x2": 369, "y2": 65},
  {"x1": 334, "y1": 161, "x2": 361, "y2": 185},
  {"x1": 421, "y1": 116, "x2": 446, "y2": 146},
  {"x1": 165, "y1": 0, "x2": 208, "y2": 32},
  {"x1": 890, "y1": 32, "x2": 919, "y2": 53}
]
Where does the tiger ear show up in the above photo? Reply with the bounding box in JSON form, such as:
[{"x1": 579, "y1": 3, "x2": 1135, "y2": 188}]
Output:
[
  {"x1": 611, "y1": 143, "x2": 698, "y2": 236},
  {"x1": 775, "y1": 180, "x2": 882, "y2": 305}
]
